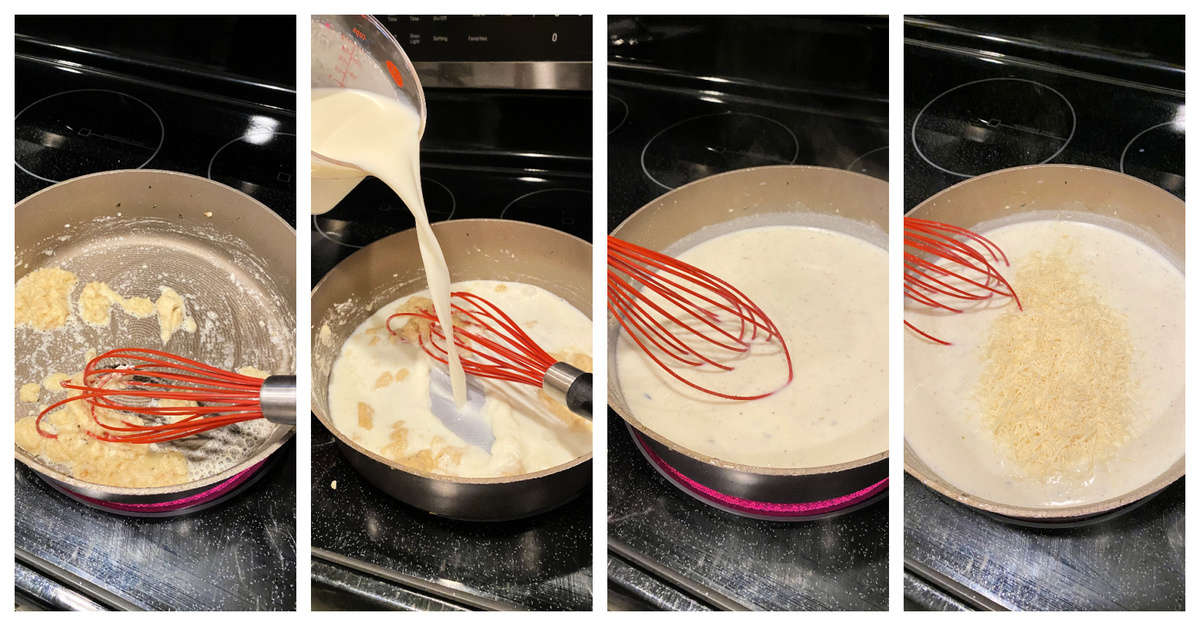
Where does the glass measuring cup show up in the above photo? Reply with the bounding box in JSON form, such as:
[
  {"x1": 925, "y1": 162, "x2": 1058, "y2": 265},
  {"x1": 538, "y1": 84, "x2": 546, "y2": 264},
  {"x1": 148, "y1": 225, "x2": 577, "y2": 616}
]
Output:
[{"x1": 311, "y1": 15, "x2": 426, "y2": 214}]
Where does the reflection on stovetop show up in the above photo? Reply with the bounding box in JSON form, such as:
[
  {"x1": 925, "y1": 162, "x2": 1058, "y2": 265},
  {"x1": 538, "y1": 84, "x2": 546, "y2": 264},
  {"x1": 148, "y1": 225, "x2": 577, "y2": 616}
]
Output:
[
  {"x1": 310, "y1": 418, "x2": 592, "y2": 610},
  {"x1": 15, "y1": 43, "x2": 297, "y2": 223},
  {"x1": 608, "y1": 414, "x2": 887, "y2": 610},
  {"x1": 14, "y1": 442, "x2": 297, "y2": 611},
  {"x1": 904, "y1": 475, "x2": 1184, "y2": 610},
  {"x1": 904, "y1": 26, "x2": 1184, "y2": 209}
]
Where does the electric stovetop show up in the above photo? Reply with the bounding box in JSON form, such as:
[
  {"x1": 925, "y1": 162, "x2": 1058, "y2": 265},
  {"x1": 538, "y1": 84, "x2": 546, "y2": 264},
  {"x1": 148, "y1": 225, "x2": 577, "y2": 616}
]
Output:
[
  {"x1": 13, "y1": 28, "x2": 297, "y2": 611},
  {"x1": 902, "y1": 17, "x2": 1185, "y2": 611},
  {"x1": 606, "y1": 16, "x2": 888, "y2": 611},
  {"x1": 309, "y1": 86, "x2": 593, "y2": 611}
]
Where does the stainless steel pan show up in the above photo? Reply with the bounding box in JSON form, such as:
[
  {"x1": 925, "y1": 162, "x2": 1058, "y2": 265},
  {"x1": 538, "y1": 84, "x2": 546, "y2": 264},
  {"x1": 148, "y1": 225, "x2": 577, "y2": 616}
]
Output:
[
  {"x1": 14, "y1": 170, "x2": 296, "y2": 504},
  {"x1": 608, "y1": 165, "x2": 889, "y2": 507},
  {"x1": 311, "y1": 219, "x2": 592, "y2": 521},
  {"x1": 904, "y1": 164, "x2": 1185, "y2": 522}
]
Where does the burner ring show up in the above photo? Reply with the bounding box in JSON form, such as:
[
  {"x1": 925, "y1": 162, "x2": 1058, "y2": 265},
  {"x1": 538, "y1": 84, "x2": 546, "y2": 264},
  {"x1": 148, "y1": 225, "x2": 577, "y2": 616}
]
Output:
[
  {"x1": 1120, "y1": 120, "x2": 1184, "y2": 197},
  {"x1": 40, "y1": 459, "x2": 268, "y2": 518},
  {"x1": 912, "y1": 78, "x2": 1076, "y2": 178},
  {"x1": 207, "y1": 130, "x2": 296, "y2": 208},
  {"x1": 608, "y1": 95, "x2": 629, "y2": 135},
  {"x1": 15, "y1": 88, "x2": 165, "y2": 183},
  {"x1": 629, "y1": 426, "x2": 887, "y2": 521},
  {"x1": 501, "y1": 188, "x2": 590, "y2": 238},
  {"x1": 207, "y1": 130, "x2": 296, "y2": 179},
  {"x1": 846, "y1": 145, "x2": 888, "y2": 180},
  {"x1": 500, "y1": 187, "x2": 589, "y2": 215},
  {"x1": 313, "y1": 176, "x2": 456, "y2": 250},
  {"x1": 641, "y1": 112, "x2": 800, "y2": 190}
]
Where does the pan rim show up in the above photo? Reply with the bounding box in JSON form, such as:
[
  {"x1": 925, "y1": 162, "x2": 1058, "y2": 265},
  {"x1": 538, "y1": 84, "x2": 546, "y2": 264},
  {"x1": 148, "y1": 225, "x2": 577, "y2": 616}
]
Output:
[
  {"x1": 609, "y1": 164, "x2": 891, "y2": 478},
  {"x1": 903, "y1": 162, "x2": 1186, "y2": 520},
  {"x1": 311, "y1": 218, "x2": 594, "y2": 486},
  {"x1": 14, "y1": 168, "x2": 296, "y2": 499}
]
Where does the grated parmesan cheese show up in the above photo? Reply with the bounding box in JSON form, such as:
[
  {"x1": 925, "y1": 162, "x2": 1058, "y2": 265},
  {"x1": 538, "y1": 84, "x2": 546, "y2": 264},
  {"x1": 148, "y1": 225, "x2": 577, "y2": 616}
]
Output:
[{"x1": 977, "y1": 245, "x2": 1134, "y2": 482}]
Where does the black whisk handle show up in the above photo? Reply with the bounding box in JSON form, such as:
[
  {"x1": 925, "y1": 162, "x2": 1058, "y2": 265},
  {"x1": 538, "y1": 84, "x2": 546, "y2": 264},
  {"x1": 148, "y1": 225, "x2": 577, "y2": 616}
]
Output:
[{"x1": 566, "y1": 373, "x2": 592, "y2": 419}]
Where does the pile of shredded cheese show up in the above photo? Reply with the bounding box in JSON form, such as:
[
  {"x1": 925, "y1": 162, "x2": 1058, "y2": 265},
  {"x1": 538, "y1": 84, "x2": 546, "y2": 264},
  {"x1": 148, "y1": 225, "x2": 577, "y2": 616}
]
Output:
[{"x1": 977, "y1": 244, "x2": 1135, "y2": 482}]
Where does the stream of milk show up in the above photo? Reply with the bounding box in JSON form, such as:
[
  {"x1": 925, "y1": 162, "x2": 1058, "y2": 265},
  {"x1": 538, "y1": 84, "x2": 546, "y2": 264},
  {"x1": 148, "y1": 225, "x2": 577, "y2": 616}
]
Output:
[{"x1": 311, "y1": 88, "x2": 466, "y2": 405}]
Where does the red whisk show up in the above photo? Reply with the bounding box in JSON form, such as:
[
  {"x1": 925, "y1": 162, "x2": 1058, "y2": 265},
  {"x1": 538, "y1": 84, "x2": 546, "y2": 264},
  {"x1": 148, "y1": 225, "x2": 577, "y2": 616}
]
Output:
[
  {"x1": 904, "y1": 217, "x2": 1022, "y2": 345},
  {"x1": 35, "y1": 348, "x2": 296, "y2": 444},
  {"x1": 387, "y1": 291, "x2": 593, "y2": 418},
  {"x1": 607, "y1": 236, "x2": 793, "y2": 401}
]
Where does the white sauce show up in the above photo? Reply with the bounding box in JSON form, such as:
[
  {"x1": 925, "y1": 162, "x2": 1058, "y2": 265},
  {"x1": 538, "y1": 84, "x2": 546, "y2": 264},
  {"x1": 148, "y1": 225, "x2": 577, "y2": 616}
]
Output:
[
  {"x1": 311, "y1": 87, "x2": 467, "y2": 406},
  {"x1": 328, "y1": 280, "x2": 592, "y2": 477},
  {"x1": 905, "y1": 217, "x2": 1184, "y2": 507},
  {"x1": 616, "y1": 225, "x2": 888, "y2": 468}
]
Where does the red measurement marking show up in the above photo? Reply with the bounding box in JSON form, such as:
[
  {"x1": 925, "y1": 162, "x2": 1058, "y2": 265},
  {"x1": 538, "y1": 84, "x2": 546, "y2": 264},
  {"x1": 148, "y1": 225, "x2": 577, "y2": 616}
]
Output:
[
  {"x1": 333, "y1": 48, "x2": 356, "y2": 88},
  {"x1": 353, "y1": 27, "x2": 366, "y2": 40},
  {"x1": 386, "y1": 60, "x2": 404, "y2": 88}
]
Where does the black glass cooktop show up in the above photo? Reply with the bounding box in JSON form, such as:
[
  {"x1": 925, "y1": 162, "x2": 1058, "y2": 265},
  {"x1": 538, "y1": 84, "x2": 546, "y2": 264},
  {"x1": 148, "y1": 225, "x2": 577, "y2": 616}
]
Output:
[
  {"x1": 310, "y1": 419, "x2": 592, "y2": 611},
  {"x1": 902, "y1": 17, "x2": 1185, "y2": 611},
  {"x1": 904, "y1": 17, "x2": 1184, "y2": 209},
  {"x1": 15, "y1": 33, "x2": 297, "y2": 222},
  {"x1": 608, "y1": 417, "x2": 888, "y2": 611},
  {"x1": 310, "y1": 88, "x2": 592, "y2": 284},
  {"x1": 309, "y1": 85, "x2": 592, "y2": 610},
  {"x1": 15, "y1": 443, "x2": 296, "y2": 611},
  {"x1": 13, "y1": 20, "x2": 297, "y2": 612},
  {"x1": 608, "y1": 15, "x2": 889, "y2": 231},
  {"x1": 606, "y1": 16, "x2": 888, "y2": 611}
]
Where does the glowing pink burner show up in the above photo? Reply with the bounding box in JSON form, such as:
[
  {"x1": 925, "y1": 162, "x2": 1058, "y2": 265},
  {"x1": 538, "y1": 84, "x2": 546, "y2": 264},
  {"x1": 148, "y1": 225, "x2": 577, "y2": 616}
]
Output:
[
  {"x1": 48, "y1": 460, "x2": 267, "y2": 517},
  {"x1": 633, "y1": 431, "x2": 887, "y2": 520}
]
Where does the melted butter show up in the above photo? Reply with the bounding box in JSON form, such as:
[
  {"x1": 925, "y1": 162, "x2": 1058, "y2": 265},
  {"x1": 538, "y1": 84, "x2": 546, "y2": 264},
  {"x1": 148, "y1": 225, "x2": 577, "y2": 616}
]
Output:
[
  {"x1": 15, "y1": 373, "x2": 189, "y2": 488},
  {"x1": 15, "y1": 267, "x2": 77, "y2": 330}
]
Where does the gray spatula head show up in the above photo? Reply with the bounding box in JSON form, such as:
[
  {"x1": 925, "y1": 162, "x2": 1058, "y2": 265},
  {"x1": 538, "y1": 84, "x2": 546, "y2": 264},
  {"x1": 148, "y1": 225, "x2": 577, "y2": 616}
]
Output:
[{"x1": 428, "y1": 368, "x2": 494, "y2": 452}]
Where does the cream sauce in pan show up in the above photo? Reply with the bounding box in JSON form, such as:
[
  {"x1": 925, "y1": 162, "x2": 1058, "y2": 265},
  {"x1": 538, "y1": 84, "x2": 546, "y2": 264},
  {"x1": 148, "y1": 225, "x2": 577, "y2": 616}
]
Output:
[
  {"x1": 328, "y1": 280, "x2": 592, "y2": 478},
  {"x1": 906, "y1": 217, "x2": 1183, "y2": 508},
  {"x1": 616, "y1": 225, "x2": 888, "y2": 469}
]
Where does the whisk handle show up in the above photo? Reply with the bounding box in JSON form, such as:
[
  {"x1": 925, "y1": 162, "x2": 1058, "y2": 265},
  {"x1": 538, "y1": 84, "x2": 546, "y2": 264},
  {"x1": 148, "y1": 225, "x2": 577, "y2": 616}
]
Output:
[
  {"x1": 543, "y1": 363, "x2": 592, "y2": 420},
  {"x1": 260, "y1": 375, "x2": 297, "y2": 426}
]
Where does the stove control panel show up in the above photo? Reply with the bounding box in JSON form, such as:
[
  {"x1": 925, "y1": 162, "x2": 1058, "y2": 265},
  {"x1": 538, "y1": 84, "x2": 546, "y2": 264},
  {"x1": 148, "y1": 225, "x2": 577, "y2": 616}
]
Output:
[{"x1": 379, "y1": 15, "x2": 590, "y2": 62}]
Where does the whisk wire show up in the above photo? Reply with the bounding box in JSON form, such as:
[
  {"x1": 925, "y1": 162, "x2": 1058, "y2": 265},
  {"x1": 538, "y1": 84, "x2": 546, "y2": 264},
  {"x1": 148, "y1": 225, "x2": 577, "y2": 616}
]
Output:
[
  {"x1": 609, "y1": 255, "x2": 753, "y2": 353},
  {"x1": 386, "y1": 291, "x2": 558, "y2": 388},
  {"x1": 34, "y1": 348, "x2": 269, "y2": 444},
  {"x1": 607, "y1": 236, "x2": 793, "y2": 401},
  {"x1": 609, "y1": 237, "x2": 775, "y2": 342},
  {"x1": 903, "y1": 217, "x2": 1022, "y2": 345},
  {"x1": 607, "y1": 275, "x2": 729, "y2": 370}
]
